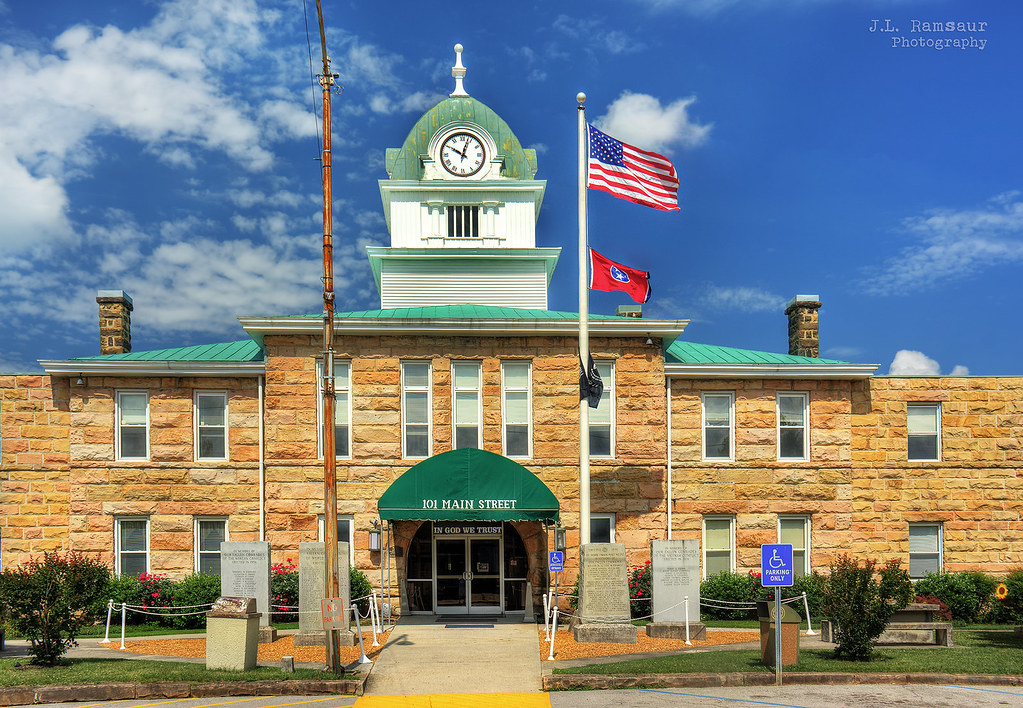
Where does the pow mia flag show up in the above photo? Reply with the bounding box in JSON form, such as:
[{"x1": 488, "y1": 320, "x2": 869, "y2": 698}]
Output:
[{"x1": 579, "y1": 355, "x2": 603, "y2": 409}]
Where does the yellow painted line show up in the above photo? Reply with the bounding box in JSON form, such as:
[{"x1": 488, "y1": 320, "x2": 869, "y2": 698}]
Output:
[
  {"x1": 261, "y1": 698, "x2": 350, "y2": 708},
  {"x1": 354, "y1": 694, "x2": 551, "y2": 708},
  {"x1": 188, "y1": 698, "x2": 276, "y2": 708},
  {"x1": 74, "y1": 701, "x2": 187, "y2": 708}
]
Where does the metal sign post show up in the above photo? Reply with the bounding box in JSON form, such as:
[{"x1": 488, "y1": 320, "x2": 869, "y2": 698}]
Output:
[{"x1": 761, "y1": 543, "x2": 794, "y2": 686}]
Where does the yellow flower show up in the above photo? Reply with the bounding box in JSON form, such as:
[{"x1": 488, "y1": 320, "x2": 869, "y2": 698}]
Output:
[{"x1": 995, "y1": 582, "x2": 1009, "y2": 599}]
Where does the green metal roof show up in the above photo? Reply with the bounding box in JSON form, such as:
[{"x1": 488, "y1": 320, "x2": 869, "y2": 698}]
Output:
[
  {"x1": 665, "y1": 340, "x2": 849, "y2": 366},
  {"x1": 72, "y1": 340, "x2": 264, "y2": 363},
  {"x1": 385, "y1": 97, "x2": 537, "y2": 181}
]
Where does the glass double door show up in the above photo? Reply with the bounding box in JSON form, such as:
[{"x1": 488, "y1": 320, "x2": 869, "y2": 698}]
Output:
[{"x1": 435, "y1": 536, "x2": 502, "y2": 614}]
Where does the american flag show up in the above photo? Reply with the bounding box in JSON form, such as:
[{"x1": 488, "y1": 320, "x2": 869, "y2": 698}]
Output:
[{"x1": 587, "y1": 124, "x2": 680, "y2": 212}]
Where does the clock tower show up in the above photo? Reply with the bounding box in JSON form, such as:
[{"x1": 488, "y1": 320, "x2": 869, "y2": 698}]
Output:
[{"x1": 369, "y1": 45, "x2": 560, "y2": 309}]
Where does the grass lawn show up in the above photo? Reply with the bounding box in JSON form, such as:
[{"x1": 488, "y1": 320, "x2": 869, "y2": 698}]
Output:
[
  {"x1": 554, "y1": 630, "x2": 1023, "y2": 676},
  {"x1": 0, "y1": 657, "x2": 348, "y2": 687}
]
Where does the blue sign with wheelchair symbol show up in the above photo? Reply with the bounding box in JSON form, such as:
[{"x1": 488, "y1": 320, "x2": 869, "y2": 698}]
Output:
[
  {"x1": 761, "y1": 544, "x2": 794, "y2": 587},
  {"x1": 549, "y1": 551, "x2": 564, "y2": 572}
]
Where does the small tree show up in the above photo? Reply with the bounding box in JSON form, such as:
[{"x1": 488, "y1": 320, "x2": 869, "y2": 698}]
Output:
[
  {"x1": 0, "y1": 552, "x2": 111, "y2": 666},
  {"x1": 819, "y1": 555, "x2": 913, "y2": 661}
]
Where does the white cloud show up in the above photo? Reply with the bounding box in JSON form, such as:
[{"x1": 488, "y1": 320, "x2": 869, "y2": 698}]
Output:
[
  {"x1": 697, "y1": 286, "x2": 785, "y2": 313},
  {"x1": 0, "y1": 0, "x2": 315, "y2": 254},
  {"x1": 552, "y1": 16, "x2": 645, "y2": 55},
  {"x1": 368, "y1": 90, "x2": 446, "y2": 115},
  {"x1": 594, "y1": 91, "x2": 712, "y2": 154},
  {"x1": 888, "y1": 349, "x2": 969, "y2": 376},
  {"x1": 864, "y1": 192, "x2": 1023, "y2": 294}
]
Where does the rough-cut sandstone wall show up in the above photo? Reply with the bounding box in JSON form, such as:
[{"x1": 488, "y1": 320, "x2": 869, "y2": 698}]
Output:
[
  {"x1": 262, "y1": 333, "x2": 668, "y2": 575},
  {"x1": 668, "y1": 378, "x2": 854, "y2": 572},
  {"x1": 0, "y1": 375, "x2": 71, "y2": 568},
  {"x1": 64, "y1": 376, "x2": 261, "y2": 576},
  {"x1": 852, "y1": 377, "x2": 1023, "y2": 573}
]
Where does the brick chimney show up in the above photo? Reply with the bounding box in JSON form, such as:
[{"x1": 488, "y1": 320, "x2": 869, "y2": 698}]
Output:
[
  {"x1": 784, "y1": 294, "x2": 821, "y2": 358},
  {"x1": 97, "y1": 290, "x2": 133, "y2": 355}
]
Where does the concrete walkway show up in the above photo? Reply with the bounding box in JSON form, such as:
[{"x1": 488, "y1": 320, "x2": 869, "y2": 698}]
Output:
[{"x1": 363, "y1": 616, "x2": 542, "y2": 695}]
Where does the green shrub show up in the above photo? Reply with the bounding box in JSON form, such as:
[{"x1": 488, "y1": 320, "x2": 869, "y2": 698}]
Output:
[
  {"x1": 792, "y1": 571, "x2": 825, "y2": 621},
  {"x1": 820, "y1": 556, "x2": 913, "y2": 661},
  {"x1": 913, "y1": 571, "x2": 996, "y2": 622},
  {"x1": 699, "y1": 570, "x2": 770, "y2": 620},
  {"x1": 350, "y1": 567, "x2": 373, "y2": 617},
  {"x1": 0, "y1": 552, "x2": 111, "y2": 665},
  {"x1": 168, "y1": 573, "x2": 221, "y2": 628},
  {"x1": 271, "y1": 557, "x2": 298, "y2": 623},
  {"x1": 628, "y1": 562, "x2": 652, "y2": 619},
  {"x1": 997, "y1": 568, "x2": 1023, "y2": 624}
]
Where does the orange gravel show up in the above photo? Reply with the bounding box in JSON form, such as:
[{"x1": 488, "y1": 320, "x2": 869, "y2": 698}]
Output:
[
  {"x1": 100, "y1": 632, "x2": 389, "y2": 665},
  {"x1": 538, "y1": 628, "x2": 760, "y2": 660}
]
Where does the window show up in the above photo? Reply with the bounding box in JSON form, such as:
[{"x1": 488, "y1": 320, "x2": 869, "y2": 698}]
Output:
[
  {"x1": 318, "y1": 514, "x2": 355, "y2": 566},
  {"x1": 447, "y1": 205, "x2": 479, "y2": 238},
  {"x1": 116, "y1": 517, "x2": 149, "y2": 576},
  {"x1": 317, "y1": 360, "x2": 352, "y2": 458},
  {"x1": 501, "y1": 361, "x2": 531, "y2": 457},
  {"x1": 195, "y1": 517, "x2": 228, "y2": 574},
  {"x1": 779, "y1": 516, "x2": 810, "y2": 578},
  {"x1": 116, "y1": 390, "x2": 149, "y2": 460},
  {"x1": 402, "y1": 362, "x2": 431, "y2": 458},
  {"x1": 702, "y1": 392, "x2": 734, "y2": 460},
  {"x1": 590, "y1": 513, "x2": 616, "y2": 544},
  {"x1": 589, "y1": 361, "x2": 614, "y2": 457},
  {"x1": 194, "y1": 391, "x2": 228, "y2": 460},
  {"x1": 777, "y1": 392, "x2": 809, "y2": 460},
  {"x1": 452, "y1": 361, "x2": 482, "y2": 449},
  {"x1": 703, "y1": 516, "x2": 735, "y2": 579},
  {"x1": 908, "y1": 403, "x2": 940, "y2": 461},
  {"x1": 909, "y1": 523, "x2": 942, "y2": 579}
]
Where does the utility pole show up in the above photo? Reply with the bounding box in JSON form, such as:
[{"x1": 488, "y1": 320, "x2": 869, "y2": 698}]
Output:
[{"x1": 314, "y1": 0, "x2": 342, "y2": 677}]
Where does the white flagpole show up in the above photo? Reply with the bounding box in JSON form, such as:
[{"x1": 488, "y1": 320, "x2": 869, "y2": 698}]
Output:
[{"x1": 577, "y1": 93, "x2": 590, "y2": 549}]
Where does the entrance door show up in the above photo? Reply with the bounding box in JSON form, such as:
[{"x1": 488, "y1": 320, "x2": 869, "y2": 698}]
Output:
[{"x1": 434, "y1": 536, "x2": 503, "y2": 614}]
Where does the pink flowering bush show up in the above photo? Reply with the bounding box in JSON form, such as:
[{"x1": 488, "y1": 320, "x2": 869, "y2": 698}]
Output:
[
  {"x1": 271, "y1": 557, "x2": 299, "y2": 622},
  {"x1": 628, "y1": 561, "x2": 652, "y2": 619}
]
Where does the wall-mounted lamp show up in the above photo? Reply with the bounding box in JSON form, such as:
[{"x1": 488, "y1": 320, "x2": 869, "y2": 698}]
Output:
[
  {"x1": 554, "y1": 526, "x2": 567, "y2": 551},
  {"x1": 76, "y1": 375, "x2": 84, "y2": 386},
  {"x1": 645, "y1": 336, "x2": 654, "y2": 346},
  {"x1": 368, "y1": 519, "x2": 382, "y2": 551}
]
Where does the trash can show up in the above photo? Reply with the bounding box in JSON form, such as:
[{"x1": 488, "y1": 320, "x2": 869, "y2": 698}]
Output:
[
  {"x1": 206, "y1": 596, "x2": 262, "y2": 671},
  {"x1": 757, "y1": 601, "x2": 801, "y2": 666}
]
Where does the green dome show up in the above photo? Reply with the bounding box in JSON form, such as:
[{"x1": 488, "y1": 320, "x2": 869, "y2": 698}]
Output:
[{"x1": 385, "y1": 97, "x2": 537, "y2": 181}]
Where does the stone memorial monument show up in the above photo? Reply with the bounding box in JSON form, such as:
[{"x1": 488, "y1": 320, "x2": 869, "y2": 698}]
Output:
[
  {"x1": 220, "y1": 541, "x2": 275, "y2": 642},
  {"x1": 646, "y1": 538, "x2": 706, "y2": 640},
  {"x1": 572, "y1": 543, "x2": 637, "y2": 643},
  {"x1": 295, "y1": 541, "x2": 355, "y2": 646},
  {"x1": 205, "y1": 596, "x2": 261, "y2": 671}
]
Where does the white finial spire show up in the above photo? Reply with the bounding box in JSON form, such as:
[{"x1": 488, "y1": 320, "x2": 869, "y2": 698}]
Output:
[{"x1": 450, "y1": 43, "x2": 469, "y2": 97}]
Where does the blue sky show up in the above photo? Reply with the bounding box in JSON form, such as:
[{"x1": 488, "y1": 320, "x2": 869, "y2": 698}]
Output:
[{"x1": 1, "y1": 0, "x2": 1020, "y2": 375}]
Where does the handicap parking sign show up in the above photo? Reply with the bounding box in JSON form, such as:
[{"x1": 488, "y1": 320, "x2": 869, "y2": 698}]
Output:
[
  {"x1": 761, "y1": 544, "x2": 794, "y2": 587},
  {"x1": 549, "y1": 551, "x2": 564, "y2": 572}
]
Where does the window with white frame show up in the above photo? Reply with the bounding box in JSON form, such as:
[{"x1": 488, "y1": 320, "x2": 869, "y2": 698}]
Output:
[
  {"x1": 317, "y1": 360, "x2": 352, "y2": 458},
  {"x1": 452, "y1": 361, "x2": 482, "y2": 449},
  {"x1": 777, "y1": 392, "x2": 809, "y2": 460},
  {"x1": 703, "y1": 516, "x2": 735, "y2": 578},
  {"x1": 907, "y1": 403, "x2": 940, "y2": 461},
  {"x1": 502, "y1": 361, "x2": 531, "y2": 457},
  {"x1": 317, "y1": 514, "x2": 356, "y2": 566},
  {"x1": 402, "y1": 361, "x2": 431, "y2": 459},
  {"x1": 116, "y1": 517, "x2": 149, "y2": 576},
  {"x1": 702, "y1": 392, "x2": 734, "y2": 460},
  {"x1": 116, "y1": 390, "x2": 149, "y2": 460},
  {"x1": 195, "y1": 517, "x2": 228, "y2": 574},
  {"x1": 590, "y1": 513, "x2": 616, "y2": 543},
  {"x1": 778, "y1": 515, "x2": 810, "y2": 578},
  {"x1": 589, "y1": 361, "x2": 614, "y2": 457},
  {"x1": 909, "y1": 523, "x2": 942, "y2": 579},
  {"x1": 194, "y1": 391, "x2": 228, "y2": 460}
]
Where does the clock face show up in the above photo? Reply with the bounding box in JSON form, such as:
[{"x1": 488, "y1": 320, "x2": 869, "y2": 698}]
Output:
[{"x1": 440, "y1": 132, "x2": 486, "y2": 176}]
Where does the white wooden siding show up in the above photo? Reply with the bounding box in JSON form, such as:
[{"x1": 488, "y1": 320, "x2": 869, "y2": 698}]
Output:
[{"x1": 380, "y1": 259, "x2": 548, "y2": 309}]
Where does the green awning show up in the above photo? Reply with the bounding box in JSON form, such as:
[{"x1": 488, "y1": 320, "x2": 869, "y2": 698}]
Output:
[{"x1": 378, "y1": 448, "x2": 560, "y2": 523}]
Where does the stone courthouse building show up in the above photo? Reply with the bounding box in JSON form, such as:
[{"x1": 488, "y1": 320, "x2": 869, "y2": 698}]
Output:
[{"x1": 2, "y1": 53, "x2": 1021, "y2": 618}]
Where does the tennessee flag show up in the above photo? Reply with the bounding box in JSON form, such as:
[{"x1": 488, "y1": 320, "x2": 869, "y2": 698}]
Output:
[{"x1": 589, "y1": 248, "x2": 651, "y2": 304}]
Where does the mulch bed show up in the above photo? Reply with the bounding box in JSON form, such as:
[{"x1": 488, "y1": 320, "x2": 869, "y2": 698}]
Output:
[
  {"x1": 538, "y1": 628, "x2": 759, "y2": 661},
  {"x1": 100, "y1": 632, "x2": 389, "y2": 664}
]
